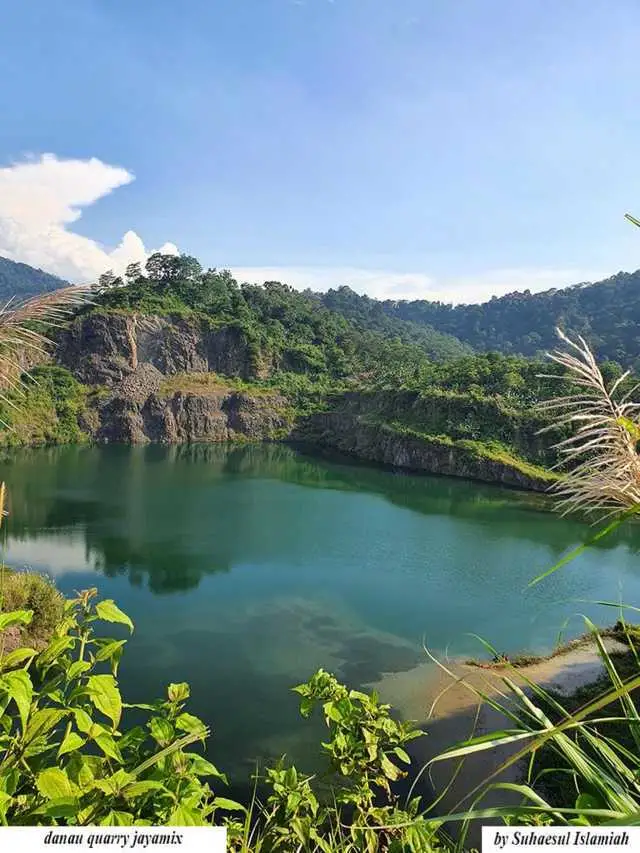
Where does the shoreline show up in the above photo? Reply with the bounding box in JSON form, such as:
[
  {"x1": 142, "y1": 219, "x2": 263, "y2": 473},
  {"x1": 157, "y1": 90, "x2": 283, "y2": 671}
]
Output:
[{"x1": 370, "y1": 634, "x2": 630, "y2": 842}]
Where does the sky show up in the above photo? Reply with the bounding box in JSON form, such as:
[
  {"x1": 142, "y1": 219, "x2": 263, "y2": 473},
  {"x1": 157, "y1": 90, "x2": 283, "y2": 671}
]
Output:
[{"x1": 1, "y1": 0, "x2": 639, "y2": 303}]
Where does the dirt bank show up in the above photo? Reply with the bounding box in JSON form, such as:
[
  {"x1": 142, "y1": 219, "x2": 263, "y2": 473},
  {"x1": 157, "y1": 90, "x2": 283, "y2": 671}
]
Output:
[{"x1": 370, "y1": 636, "x2": 628, "y2": 843}]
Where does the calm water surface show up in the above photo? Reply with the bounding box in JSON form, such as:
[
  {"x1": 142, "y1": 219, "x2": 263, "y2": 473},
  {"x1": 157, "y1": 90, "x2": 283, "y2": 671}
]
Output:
[{"x1": 2, "y1": 443, "x2": 640, "y2": 787}]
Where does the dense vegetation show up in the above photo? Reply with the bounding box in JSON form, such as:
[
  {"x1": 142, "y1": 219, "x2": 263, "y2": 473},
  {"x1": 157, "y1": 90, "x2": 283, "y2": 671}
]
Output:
[
  {"x1": 0, "y1": 256, "x2": 68, "y2": 303},
  {"x1": 324, "y1": 269, "x2": 640, "y2": 367}
]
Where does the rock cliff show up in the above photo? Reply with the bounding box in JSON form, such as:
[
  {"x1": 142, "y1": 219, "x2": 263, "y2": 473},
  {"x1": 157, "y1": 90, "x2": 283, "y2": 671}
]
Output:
[
  {"x1": 51, "y1": 311, "x2": 555, "y2": 490},
  {"x1": 294, "y1": 393, "x2": 556, "y2": 492},
  {"x1": 57, "y1": 312, "x2": 289, "y2": 444},
  {"x1": 57, "y1": 311, "x2": 267, "y2": 385}
]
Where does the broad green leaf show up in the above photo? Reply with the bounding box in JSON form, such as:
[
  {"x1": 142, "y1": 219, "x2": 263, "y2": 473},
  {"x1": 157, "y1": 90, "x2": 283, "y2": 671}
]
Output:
[
  {"x1": 0, "y1": 647, "x2": 37, "y2": 671},
  {"x1": 167, "y1": 803, "x2": 203, "y2": 826},
  {"x1": 149, "y1": 717, "x2": 174, "y2": 746},
  {"x1": 33, "y1": 797, "x2": 80, "y2": 818},
  {"x1": 58, "y1": 730, "x2": 86, "y2": 758},
  {"x1": 380, "y1": 753, "x2": 401, "y2": 781},
  {"x1": 100, "y1": 811, "x2": 134, "y2": 826},
  {"x1": 0, "y1": 609, "x2": 32, "y2": 631},
  {"x1": 94, "y1": 732, "x2": 123, "y2": 763},
  {"x1": 92, "y1": 769, "x2": 133, "y2": 796},
  {"x1": 1, "y1": 669, "x2": 33, "y2": 733},
  {"x1": 167, "y1": 682, "x2": 190, "y2": 702},
  {"x1": 38, "y1": 636, "x2": 75, "y2": 666},
  {"x1": 36, "y1": 768, "x2": 76, "y2": 800},
  {"x1": 87, "y1": 674, "x2": 122, "y2": 728},
  {"x1": 393, "y1": 746, "x2": 411, "y2": 764},
  {"x1": 95, "y1": 600, "x2": 134, "y2": 634},
  {"x1": 25, "y1": 708, "x2": 67, "y2": 742},
  {"x1": 122, "y1": 780, "x2": 167, "y2": 799},
  {"x1": 188, "y1": 754, "x2": 227, "y2": 781},
  {"x1": 67, "y1": 660, "x2": 91, "y2": 680},
  {"x1": 0, "y1": 768, "x2": 19, "y2": 796},
  {"x1": 175, "y1": 713, "x2": 206, "y2": 737},
  {"x1": 95, "y1": 640, "x2": 126, "y2": 663},
  {"x1": 213, "y1": 797, "x2": 246, "y2": 812},
  {"x1": 73, "y1": 708, "x2": 95, "y2": 735}
]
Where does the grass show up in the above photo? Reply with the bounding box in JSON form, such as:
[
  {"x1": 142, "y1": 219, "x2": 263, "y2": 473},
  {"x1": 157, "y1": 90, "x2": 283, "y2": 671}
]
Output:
[
  {"x1": 0, "y1": 364, "x2": 90, "y2": 446},
  {"x1": 159, "y1": 371, "x2": 278, "y2": 398},
  {"x1": 0, "y1": 565, "x2": 64, "y2": 650},
  {"x1": 380, "y1": 420, "x2": 558, "y2": 484}
]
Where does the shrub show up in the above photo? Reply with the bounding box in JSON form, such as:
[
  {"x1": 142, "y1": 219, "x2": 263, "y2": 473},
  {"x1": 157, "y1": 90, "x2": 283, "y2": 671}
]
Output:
[{"x1": 0, "y1": 568, "x2": 64, "y2": 647}]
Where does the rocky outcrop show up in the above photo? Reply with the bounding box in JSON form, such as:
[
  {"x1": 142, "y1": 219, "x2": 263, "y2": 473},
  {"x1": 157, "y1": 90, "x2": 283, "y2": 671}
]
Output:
[
  {"x1": 53, "y1": 312, "x2": 555, "y2": 489},
  {"x1": 57, "y1": 312, "x2": 266, "y2": 385},
  {"x1": 85, "y1": 367, "x2": 292, "y2": 444},
  {"x1": 295, "y1": 403, "x2": 555, "y2": 492}
]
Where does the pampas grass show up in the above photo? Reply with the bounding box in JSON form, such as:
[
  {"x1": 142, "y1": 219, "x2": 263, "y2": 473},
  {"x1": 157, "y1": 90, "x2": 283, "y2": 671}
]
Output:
[
  {"x1": 537, "y1": 328, "x2": 640, "y2": 522},
  {"x1": 0, "y1": 283, "x2": 94, "y2": 417}
]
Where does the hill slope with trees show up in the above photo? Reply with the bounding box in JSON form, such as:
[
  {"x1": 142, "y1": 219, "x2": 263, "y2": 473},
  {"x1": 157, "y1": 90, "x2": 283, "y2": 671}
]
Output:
[
  {"x1": 325, "y1": 269, "x2": 640, "y2": 367},
  {"x1": 0, "y1": 255, "x2": 69, "y2": 302}
]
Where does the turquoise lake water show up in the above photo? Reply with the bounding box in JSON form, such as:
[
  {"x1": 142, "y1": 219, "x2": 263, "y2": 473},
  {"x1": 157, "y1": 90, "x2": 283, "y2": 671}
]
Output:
[{"x1": 2, "y1": 443, "x2": 640, "y2": 788}]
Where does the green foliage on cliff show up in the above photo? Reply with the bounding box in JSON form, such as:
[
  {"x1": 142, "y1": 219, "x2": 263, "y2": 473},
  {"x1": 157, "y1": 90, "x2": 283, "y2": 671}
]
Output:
[
  {"x1": 94, "y1": 255, "x2": 468, "y2": 383},
  {"x1": 0, "y1": 365, "x2": 89, "y2": 446}
]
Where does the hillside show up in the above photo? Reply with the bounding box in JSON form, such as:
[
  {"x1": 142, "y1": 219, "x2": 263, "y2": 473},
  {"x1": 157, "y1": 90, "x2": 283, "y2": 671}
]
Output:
[
  {"x1": 0, "y1": 251, "x2": 580, "y2": 491},
  {"x1": 0, "y1": 255, "x2": 68, "y2": 303},
  {"x1": 326, "y1": 269, "x2": 640, "y2": 368}
]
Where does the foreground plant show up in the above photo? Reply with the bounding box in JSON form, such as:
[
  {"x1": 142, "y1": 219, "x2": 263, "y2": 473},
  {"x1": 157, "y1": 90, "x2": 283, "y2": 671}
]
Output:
[
  {"x1": 538, "y1": 328, "x2": 640, "y2": 522},
  {"x1": 0, "y1": 587, "x2": 238, "y2": 826},
  {"x1": 0, "y1": 284, "x2": 93, "y2": 422}
]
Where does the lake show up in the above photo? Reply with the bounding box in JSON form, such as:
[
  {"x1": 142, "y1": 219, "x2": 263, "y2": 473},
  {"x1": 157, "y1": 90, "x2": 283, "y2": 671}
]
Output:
[{"x1": 1, "y1": 443, "x2": 640, "y2": 792}]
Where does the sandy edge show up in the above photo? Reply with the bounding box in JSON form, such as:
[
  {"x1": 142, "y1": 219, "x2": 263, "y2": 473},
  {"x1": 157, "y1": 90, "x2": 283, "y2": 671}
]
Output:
[{"x1": 369, "y1": 636, "x2": 629, "y2": 841}]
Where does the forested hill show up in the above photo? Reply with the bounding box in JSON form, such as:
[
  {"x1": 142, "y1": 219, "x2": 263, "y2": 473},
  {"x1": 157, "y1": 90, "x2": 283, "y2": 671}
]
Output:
[
  {"x1": 0, "y1": 256, "x2": 68, "y2": 302},
  {"x1": 322, "y1": 269, "x2": 640, "y2": 368}
]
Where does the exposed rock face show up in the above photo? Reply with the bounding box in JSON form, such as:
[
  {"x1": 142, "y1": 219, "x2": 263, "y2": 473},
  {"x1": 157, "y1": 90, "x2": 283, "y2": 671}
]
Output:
[
  {"x1": 57, "y1": 312, "x2": 263, "y2": 385},
  {"x1": 55, "y1": 312, "x2": 289, "y2": 444},
  {"x1": 83, "y1": 366, "x2": 291, "y2": 445},
  {"x1": 294, "y1": 399, "x2": 553, "y2": 492},
  {"x1": 54, "y1": 312, "x2": 553, "y2": 490}
]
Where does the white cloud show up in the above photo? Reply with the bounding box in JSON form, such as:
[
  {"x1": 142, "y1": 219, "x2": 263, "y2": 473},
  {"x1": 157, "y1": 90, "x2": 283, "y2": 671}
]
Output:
[
  {"x1": 0, "y1": 154, "x2": 178, "y2": 282},
  {"x1": 230, "y1": 264, "x2": 606, "y2": 305},
  {"x1": 0, "y1": 153, "x2": 605, "y2": 305}
]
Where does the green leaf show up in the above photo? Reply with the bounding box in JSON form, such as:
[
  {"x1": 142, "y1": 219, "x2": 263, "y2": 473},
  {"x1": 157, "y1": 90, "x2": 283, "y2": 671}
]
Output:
[
  {"x1": 38, "y1": 636, "x2": 75, "y2": 666},
  {"x1": 0, "y1": 610, "x2": 33, "y2": 631},
  {"x1": 95, "y1": 600, "x2": 134, "y2": 634},
  {"x1": 100, "y1": 811, "x2": 134, "y2": 826},
  {"x1": 188, "y1": 754, "x2": 227, "y2": 781},
  {"x1": 167, "y1": 803, "x2": 203, "y2": 826},
  {"x1": 380, "y1": 753, "x2": 402, "y2": 781},
  {"x1": 213, "y1": 797, "x2": 246, "y2": 812},
  {"x1": 73, "y1": 708, "x2": 95, "y2": 735},
  {"x1": 1, "y1": 669, "x2": 33, "y2": 733},
  {"x1": 67, "y1": 660, "x2": 91, "y2": 680},
  {"x1": 94, "y1": 732, "x2": 123, "y2": 763},
  {"x1": 393, "y1": 746, "x2": 411, "y2": 764},
  {"x1": 33, "y1": 798, "x2": 80, "y2": 819},
  {"x1": 0, "y1": 647, "x2": 37, "y2": 670},
  {"x1": 175, "y1": 712, "x2": 206, "y2": 737},
  {"x1": 87, "y1": 674, "x2": 122, "y2": 728},
  {"x1": 149, "y1": 717, "x2": 175, "y2": 746},
  {"x1": 25, "y1": 708, "x2": 68, "y2": 743},
  {"x1": 167, "y1": 682, "x2": 190, "y2": 702},
  {"x1": 95, "y1": 640, "x2": 126, "y2": 667},
  {"x1": 36, "y1": 768, "x2": 75, "y2": 800},
  {"x1": 122, "y1": 780, "x2": 167, "y2": 799},
  {"x1": 58, "y1": 730, "x2": 86, "y2": 758}
]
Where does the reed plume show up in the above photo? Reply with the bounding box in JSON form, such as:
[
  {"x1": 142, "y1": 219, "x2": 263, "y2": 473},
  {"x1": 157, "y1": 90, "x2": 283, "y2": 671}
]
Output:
[
  {"x1": 538, "y1": 328, "x2": 640, "y2": 521},
  {"x1": 0, "y1": 284, "x2": 94, "y2": 409}
]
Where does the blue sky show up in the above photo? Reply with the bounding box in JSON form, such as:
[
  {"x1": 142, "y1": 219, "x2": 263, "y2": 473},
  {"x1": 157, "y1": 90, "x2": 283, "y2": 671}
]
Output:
[{"x1": 1, "y1": 0, "x2": 639, "y2": 302}]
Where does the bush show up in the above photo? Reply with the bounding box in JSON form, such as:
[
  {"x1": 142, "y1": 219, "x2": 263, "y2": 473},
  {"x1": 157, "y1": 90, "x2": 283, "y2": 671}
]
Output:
[{"x1": 0, "y1": 568, "x2": 64, "y2": 647}]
